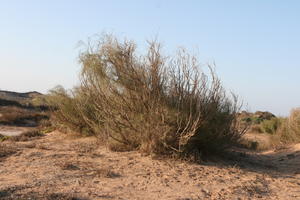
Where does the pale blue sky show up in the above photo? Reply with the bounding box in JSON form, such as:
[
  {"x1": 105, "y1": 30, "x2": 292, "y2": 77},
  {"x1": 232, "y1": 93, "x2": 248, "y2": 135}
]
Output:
[{"x1": 0, "y1": 0, "x2": 299, "y2": 115}]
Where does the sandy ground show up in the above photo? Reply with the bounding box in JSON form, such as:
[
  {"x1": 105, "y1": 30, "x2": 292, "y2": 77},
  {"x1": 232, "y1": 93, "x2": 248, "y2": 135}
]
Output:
[{"x1": 0, "y1": 130, "x2": 300, "y2": 200}]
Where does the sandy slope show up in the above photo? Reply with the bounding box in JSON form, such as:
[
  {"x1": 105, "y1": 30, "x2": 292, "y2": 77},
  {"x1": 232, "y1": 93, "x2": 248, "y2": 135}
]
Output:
[{"x1": 0, "y1": 131, "x2": 300, "y2": 200}]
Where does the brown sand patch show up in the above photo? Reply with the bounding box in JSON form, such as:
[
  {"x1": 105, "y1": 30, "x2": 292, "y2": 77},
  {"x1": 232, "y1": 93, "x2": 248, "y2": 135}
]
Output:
[{"x1": 0, "y1": 131, "x2": 299, "y2": 199}]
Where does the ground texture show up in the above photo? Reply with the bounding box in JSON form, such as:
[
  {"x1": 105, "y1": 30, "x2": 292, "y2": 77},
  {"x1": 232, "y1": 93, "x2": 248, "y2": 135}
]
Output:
[{"x1": 1, "y1": 130, "x2": 300, "y2": 200}]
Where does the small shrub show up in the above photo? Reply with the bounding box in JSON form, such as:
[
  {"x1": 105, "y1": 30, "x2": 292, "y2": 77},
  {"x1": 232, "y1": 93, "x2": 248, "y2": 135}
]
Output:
[
  {"x1": 242, "y1": 116, "x2": 263, "y2": 125},
  {"x1": 38, "y1": 119, "x2": 55, "y2": 134},
  {"x1": 60, "y1": 162, "x2": 80, "y2": 170},
  {"x1": 94, "y1": 168, "x2": 121, "y2": 178},
  {"x1": 250, "y1": 141, "x2": 259, "y2": 150},
  {"x1": 252, "y1": 117, "x2": 264, "y2": 124},
  {"x1": 239, "y1": 137, "x2": 272, "y2": 151},
  {"x1": 260, "y1": 117, "x2": 283, "y2": 134},
  {"x1": 48, "y1": 34, "x2": 245, "y2": 156}
]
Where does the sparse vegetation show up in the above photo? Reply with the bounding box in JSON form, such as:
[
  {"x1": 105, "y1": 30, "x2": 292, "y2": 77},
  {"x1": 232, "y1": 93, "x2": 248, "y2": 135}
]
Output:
[
  {"x1": 1, "y1": 3, "x2": 300, "y2": 199},
  {"x1": 272, "y1": 108, "x2": 300, "y2": 144},
  {"x1": 0, "y1": 106, "x2": 48, "y2": 126},
  {"x1": 0, "y1": 90, "x2": 52, "y2": 142},
  {"x1": 48, "y1": 35, "x2": 245, "y2": 156},
  {"x1": 260, "y1": 117, "x2": 284, "y2": 134},
  {"x1": 238, "y1": 108, "x2": 300, "y2": 150}
]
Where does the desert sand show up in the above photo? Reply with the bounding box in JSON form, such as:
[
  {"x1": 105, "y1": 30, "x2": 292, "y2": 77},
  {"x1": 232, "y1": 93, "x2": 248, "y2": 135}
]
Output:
[{"x1": 0, "y1": 130, "x2": 300, "y2": 200}]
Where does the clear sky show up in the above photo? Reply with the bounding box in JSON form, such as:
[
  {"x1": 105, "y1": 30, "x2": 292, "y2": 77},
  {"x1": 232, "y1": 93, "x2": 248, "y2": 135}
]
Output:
[{"x1": 0, "y1": 0, "x2": 299, "y2": 116}]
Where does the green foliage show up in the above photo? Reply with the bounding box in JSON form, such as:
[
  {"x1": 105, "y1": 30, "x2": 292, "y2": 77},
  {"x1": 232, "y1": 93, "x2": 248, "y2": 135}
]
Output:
[
  {"x1": 260, "y1": 117, "x2": 283, "y2": 134},
  {"x1": 48, "y1": 35, "x2": 245, "y2": 156},
  {"x1": 242, "y1": 116, "x2": 263, "y2": 124}
]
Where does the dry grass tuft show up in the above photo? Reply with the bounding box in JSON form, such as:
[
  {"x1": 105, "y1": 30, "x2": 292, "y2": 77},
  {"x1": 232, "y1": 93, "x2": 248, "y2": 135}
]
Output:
[
  {"x1": 94, "y1": 168, "x2": 121, "y2": 178},
  {"x1": 60, "y1": 162, "x2": 80, "y2": 170}
]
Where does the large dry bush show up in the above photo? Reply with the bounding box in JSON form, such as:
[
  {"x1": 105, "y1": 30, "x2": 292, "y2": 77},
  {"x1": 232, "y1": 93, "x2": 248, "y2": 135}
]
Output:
[{"x1": 49, "y1": 35, "x2": 245, "y2": 155}]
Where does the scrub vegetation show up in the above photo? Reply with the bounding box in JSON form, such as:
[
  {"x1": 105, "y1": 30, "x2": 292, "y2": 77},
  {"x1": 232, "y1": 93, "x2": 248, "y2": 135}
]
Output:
[{"x1": 48, "y1": 35, "x2": 245, "y2": 157}]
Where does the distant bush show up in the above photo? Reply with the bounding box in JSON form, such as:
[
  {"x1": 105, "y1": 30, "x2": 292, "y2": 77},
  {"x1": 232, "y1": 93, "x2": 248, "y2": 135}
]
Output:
[
  {"x1": 240, "y1": 112, "x2": 284, "y2": 135},
  {"x1": 250, "y1": 117, "x2": 264, "y2": 124},
  {"x1": 260, "y1": 117, "x2": 284, "y2": 134},
  {"x1": 48, "y1": 35, "x2": 245, "y2": 156}
]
